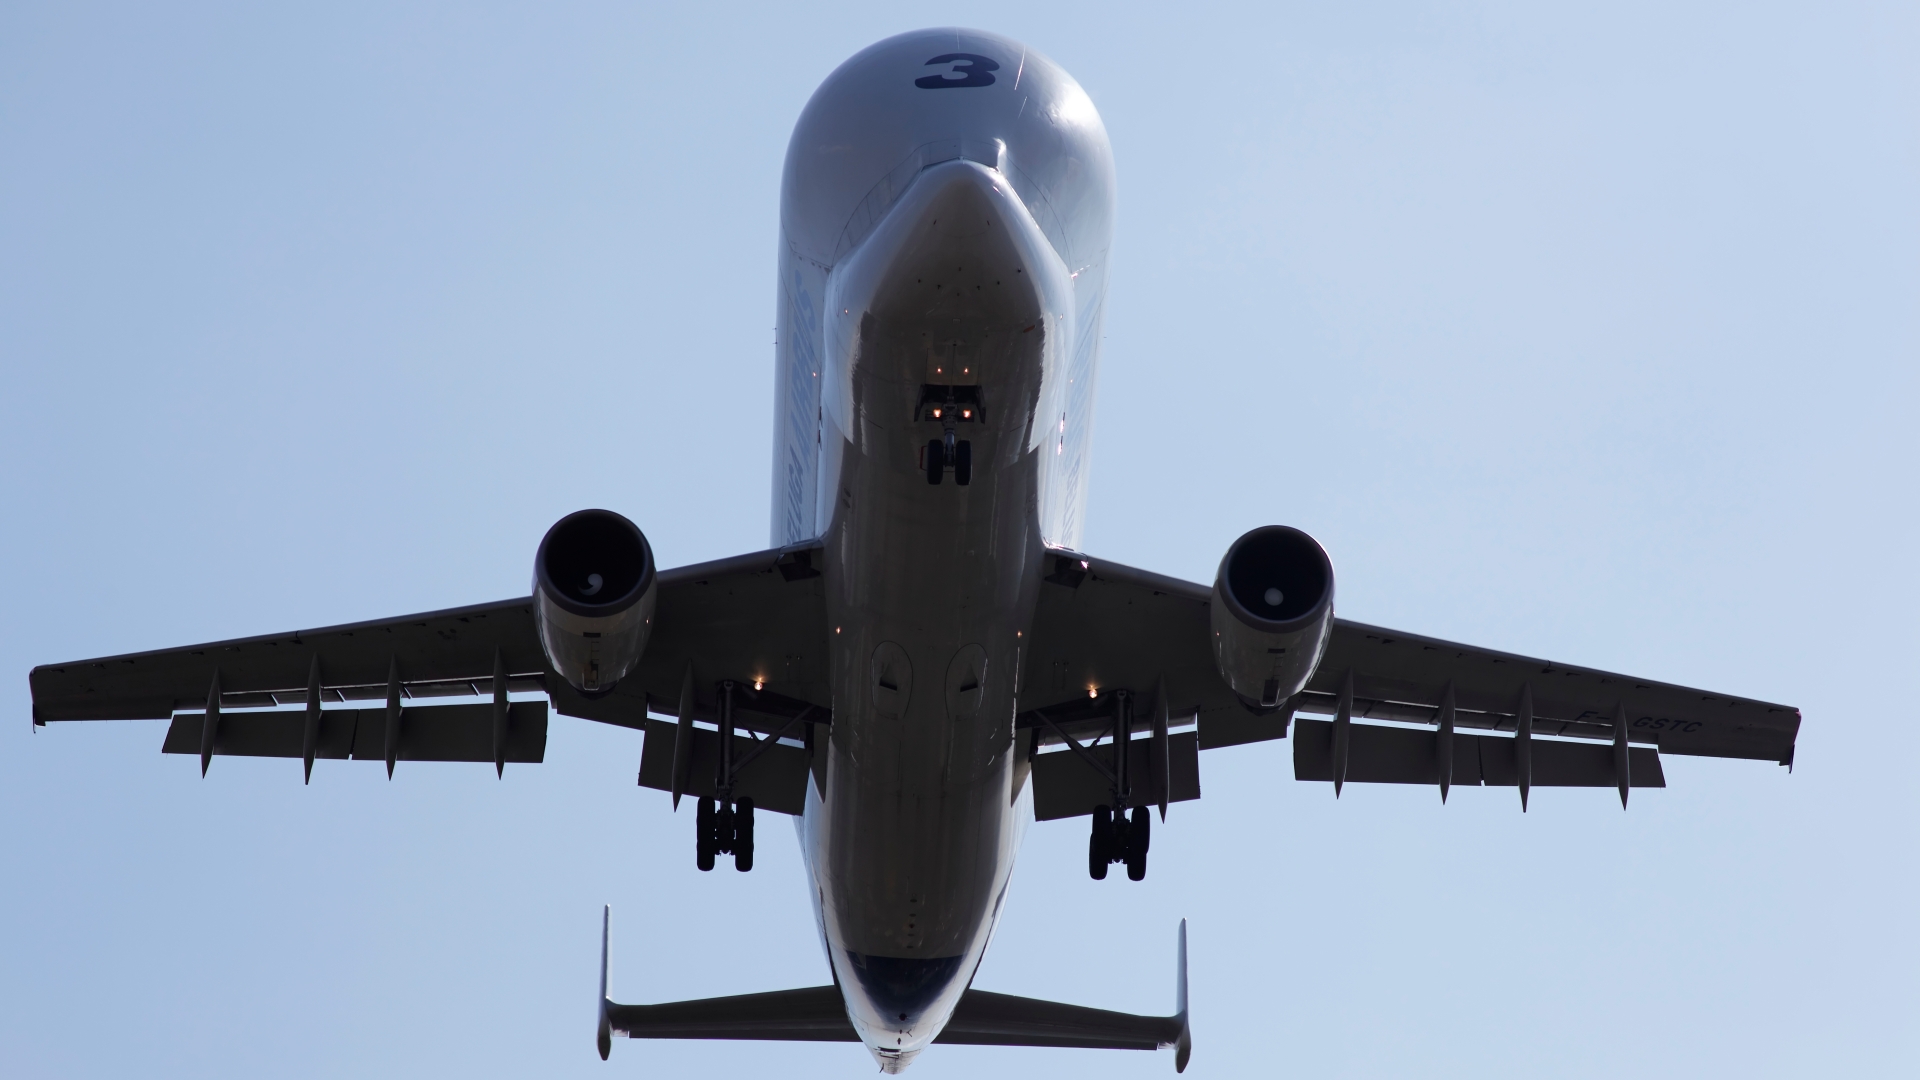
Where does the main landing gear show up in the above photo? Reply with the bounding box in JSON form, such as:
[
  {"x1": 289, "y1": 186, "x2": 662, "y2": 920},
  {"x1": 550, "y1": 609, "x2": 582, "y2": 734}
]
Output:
[
  {"x1": 696, "y1": 795, "x2": 754, "y2": 872},
  {"x1": 689, "y1": 678, "x2": 759, "y2": 873},
  {"x1": 1077, "y1": 688, "x2": 1157, "y2": 882},
  {"x1": 1089, "y1": 804, "x2": 1151, "y2": 881}
]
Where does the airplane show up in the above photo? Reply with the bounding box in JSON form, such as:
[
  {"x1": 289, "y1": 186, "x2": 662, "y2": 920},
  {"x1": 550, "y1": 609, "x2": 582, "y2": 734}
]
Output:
[{"x1": 26, "y1": 28, "x2": 1801, "y2": 1074}]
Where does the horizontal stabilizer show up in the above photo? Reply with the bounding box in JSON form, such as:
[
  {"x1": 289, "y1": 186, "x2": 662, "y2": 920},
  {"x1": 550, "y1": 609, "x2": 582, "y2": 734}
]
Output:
[
  {"x1": 600, "y1": 912, "x2": 1192, "y2": 1070},
  {"x1": 940, "y1": 987, "x2": 1182, "y2": 1052},
  {"x1": 602, "y1": 987, "x2": 1188, "y2": 1048},
  {"x1": 607, "y1": 986, "x2": 856, "y2": 1042}
]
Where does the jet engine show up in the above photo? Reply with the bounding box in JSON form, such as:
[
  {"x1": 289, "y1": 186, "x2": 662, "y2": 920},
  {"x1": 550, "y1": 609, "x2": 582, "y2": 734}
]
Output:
[
  {"x1": 1210, "y1": 525, "x2": 1335, "y2": 711},
  {"x1": 533, "y1": 509, "x2": 657, "y2": 694}
]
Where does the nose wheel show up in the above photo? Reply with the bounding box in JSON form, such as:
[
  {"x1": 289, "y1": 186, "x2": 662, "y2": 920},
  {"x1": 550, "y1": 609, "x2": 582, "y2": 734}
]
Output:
[
  {"x1": 696, "y1": 796, "x2": 755, "y2": 872},
  {"x1": 1088, "y1": 804, "x2": 1151, "y2": 881},
  {"x1": 925, "y1": 437, "x2": 972, "y2": 486}
]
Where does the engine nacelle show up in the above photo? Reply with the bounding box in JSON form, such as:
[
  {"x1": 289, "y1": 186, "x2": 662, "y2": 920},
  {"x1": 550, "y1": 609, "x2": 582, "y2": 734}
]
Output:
[
  {"x1": 533, "y1": 509, "x2": 657, "y2": 695},
  {"x1": 1210, "y1": 525, "x2": 1336, "y2": 711}
]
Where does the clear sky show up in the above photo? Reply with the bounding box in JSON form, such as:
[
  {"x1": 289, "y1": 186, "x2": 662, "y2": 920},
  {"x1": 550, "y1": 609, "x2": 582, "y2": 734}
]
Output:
[{"x1": 2, "y1": 3, "x2": 1914, "y2": 1077}]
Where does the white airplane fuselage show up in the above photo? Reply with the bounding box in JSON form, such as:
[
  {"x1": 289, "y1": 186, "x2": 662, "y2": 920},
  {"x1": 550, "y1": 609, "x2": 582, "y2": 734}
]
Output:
[{"x1": 769, "y1": 29, "x2": 1115, "y2": 1069}]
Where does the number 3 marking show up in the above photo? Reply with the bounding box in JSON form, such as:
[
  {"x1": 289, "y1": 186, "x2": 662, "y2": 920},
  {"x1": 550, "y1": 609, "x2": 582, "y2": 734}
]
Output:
[{"x1": 916, "y1": 53, "x2": 999, "y2": 89}]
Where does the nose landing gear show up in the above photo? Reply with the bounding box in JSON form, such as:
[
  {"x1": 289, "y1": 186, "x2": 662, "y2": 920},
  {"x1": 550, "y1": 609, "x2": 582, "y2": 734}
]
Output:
[
  {"x1": 918, "y1": 383, "x2": 981, "y2": 486},
  {"x1": 925, "y1": 436, "x2": 972, "y2": 486}
]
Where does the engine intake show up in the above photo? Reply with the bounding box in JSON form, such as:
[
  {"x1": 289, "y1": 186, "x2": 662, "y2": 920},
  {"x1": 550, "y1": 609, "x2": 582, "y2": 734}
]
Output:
[
  {"x1": 1210, "y1": 526, "x2": 1335, "y2": 711},
  {"x1": 533, "y1": 509, "x2": 657, "y2": 694}
]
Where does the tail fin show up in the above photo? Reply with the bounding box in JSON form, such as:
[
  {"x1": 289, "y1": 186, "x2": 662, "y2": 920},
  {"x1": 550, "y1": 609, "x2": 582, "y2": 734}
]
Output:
[{"x1": 597, "y1": 905, "x2": 612, "y2": 1060}]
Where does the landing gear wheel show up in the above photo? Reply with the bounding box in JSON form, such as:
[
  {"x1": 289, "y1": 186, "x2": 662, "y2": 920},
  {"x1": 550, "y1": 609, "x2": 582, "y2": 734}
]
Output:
[
  {"x1": 926, "y1": 439, "x2": 944, "y2": 484},
  {"x1": 716, "y1": 800, "x2": 736, "y2": 856},
  {"x1": 1125, "y1": 805, "x2": 1150, "y2": 881},
  {"x1": 1089, "y1": 805, "x2": 1112, "y2": 880},
  {"x1": 733, "y1": 798, "x2": 755, "y2": 872},
  {"x1": 695, "y1": 797, "x2": 716, "y2": 872},
  {"x1": 953, "y1": 440, "x2": 972, "y2": 486}
]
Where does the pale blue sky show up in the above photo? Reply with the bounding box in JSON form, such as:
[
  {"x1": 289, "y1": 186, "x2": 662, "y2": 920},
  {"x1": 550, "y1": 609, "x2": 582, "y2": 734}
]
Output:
[{"x1": 2, "y1": 3, "x2": 1914, "y2": 1077}]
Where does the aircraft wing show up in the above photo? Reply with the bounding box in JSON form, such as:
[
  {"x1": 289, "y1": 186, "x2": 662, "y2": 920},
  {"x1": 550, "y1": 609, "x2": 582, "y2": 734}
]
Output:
[
  {"x1": 601, "y1": 986, "x2": 1185, "y2": 1051},
  {"x1": 1019, "y1": 550, "x2": 1799, "y2": 816},
  {"x1": 27, "y1": 546, "x2": 830, "y2": 798}
]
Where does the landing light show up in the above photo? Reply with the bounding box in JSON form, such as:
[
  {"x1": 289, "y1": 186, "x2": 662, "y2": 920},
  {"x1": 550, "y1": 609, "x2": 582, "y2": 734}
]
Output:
[
  {"x1": 754, "y1": 678, "x2": 764, "y2": 691},
  {"x1": 1088, "y1": 687, "x2": 1099, "y2": 700}
]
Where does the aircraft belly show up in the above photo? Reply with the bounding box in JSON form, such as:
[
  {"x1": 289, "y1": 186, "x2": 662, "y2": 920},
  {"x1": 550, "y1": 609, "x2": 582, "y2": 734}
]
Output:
[{"x1": 807, "y1": 161, "x2": 1057, "y2": 1054}]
